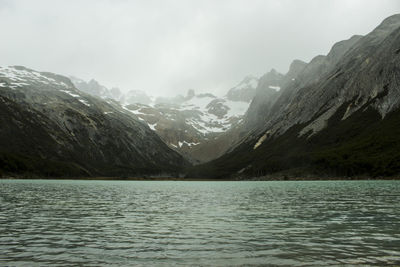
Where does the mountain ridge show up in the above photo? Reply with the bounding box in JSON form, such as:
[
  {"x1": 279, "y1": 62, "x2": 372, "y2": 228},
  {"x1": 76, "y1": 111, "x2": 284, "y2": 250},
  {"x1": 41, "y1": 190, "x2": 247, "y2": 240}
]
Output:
[
  {"x1": 2, "y1": 14, "x2": 400, "y2": 179},
  {"x1": 71, "y1": 74, "x2": 260, "y2": 163},
  {"x1": 0, "y1": 66, "x2": 189, "y2": 177},
  {"x1": 187, "y1": 14, "x2": 400, "y2": 179}
]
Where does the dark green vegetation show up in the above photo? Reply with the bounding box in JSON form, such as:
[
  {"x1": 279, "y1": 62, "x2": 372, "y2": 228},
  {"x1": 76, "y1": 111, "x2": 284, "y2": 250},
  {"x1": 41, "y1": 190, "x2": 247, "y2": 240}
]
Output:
[
  {"x1": 0, "y1": 70, "x2": 188, "y2": 178},
  {"x1": 187, "y1": 104, "x2": 400, "y2": 179},
  {"x1": 187, "y1": 14, "x2": 400, "y2": 179},
  {"x1": 0, "y1": 151, "x2": 88, "y2": 178},
  {"x1": 2, "y1": 15, "x2": 400, "y2": 180}
]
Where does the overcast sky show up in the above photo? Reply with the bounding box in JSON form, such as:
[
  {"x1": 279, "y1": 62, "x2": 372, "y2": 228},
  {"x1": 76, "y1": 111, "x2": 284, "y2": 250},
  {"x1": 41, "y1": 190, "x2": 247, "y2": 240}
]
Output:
[{"x1": 0, "y1": 0, "x2": 399, "y2": 96}]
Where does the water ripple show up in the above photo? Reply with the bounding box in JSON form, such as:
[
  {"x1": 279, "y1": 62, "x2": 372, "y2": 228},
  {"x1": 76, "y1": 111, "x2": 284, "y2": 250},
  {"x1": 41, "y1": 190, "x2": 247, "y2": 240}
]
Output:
[{"x1": 1, "y1": 180, "x2": 400, "y2": 266}]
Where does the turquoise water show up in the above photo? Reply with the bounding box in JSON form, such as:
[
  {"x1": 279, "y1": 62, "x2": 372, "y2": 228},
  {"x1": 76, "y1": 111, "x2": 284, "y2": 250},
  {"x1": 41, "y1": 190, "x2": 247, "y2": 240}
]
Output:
[{"x1": 0, "y1": 180, "x2": 399, "y2": 266}]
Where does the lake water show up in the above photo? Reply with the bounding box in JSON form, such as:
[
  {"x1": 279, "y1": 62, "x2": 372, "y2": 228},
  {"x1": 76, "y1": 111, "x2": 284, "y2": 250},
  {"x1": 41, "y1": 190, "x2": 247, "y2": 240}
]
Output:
[{"x1": 0, "y1": 180, "x2": 399, "y2": 266}]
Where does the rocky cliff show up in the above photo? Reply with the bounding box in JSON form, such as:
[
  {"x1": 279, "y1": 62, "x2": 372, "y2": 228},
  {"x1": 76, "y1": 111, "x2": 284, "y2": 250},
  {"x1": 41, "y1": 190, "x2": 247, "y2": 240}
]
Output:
[
  {"x1": 188, "y1": 14, "x2": 400, "y2": 179},
  {"x1": 71, "y1": 75, "x2": 259, "y2": 163}
]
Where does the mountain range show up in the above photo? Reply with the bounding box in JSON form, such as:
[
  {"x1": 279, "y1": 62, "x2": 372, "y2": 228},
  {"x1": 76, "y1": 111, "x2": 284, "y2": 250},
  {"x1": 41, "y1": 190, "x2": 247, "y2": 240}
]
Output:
[
  {"x1": 70, "y1": 75, "x2": 260, "y2": 163},
  {"x1": 0, "y1": 66, "x2": 188, "y2": 177},
  {"x1": 1, "y1": 14, "x2": 400, "y2": 179},
  {"x1": 189, "y1": 14, "x2": 400, "y2": 179}
]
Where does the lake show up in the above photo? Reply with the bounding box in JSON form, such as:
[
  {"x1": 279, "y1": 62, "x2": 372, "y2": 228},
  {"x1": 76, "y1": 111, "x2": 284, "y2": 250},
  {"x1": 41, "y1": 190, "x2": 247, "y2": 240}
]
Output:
[{"x1": 0, "y1": 179, "x2": 399, "y2": 266}]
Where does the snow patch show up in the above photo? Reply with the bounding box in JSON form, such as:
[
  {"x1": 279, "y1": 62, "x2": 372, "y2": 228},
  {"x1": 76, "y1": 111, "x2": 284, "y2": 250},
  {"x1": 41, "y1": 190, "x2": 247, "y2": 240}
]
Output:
[
  {"x1": 224, "y1": 99, "x2": 250, "y2": 118},
  {"x1": 78, "y1": 99, "x2": 90, "y2": 106},
  {"x1": 148, "y1": 123, "x2": 157, "y2": 131},
  {"x1": 60, "y1": 89, "x2": 90, "y2": 106},
  {"x1": 185, "y1": 141, "x2": 200, "y2": 147},
  {"x1": 182, "y1": 95, "x2": 216, "y2": 111},
  {"x1": 0, "y1": 66, "x2": 69, "y2": 88},
  {"x1": 177, "y1": 140, "x2": 200, "y2": 148},
  {"x1": 60, "y1": 90, "x2": 80, "y2": 98},
  {"x1": 268, "y1": 86, "x2": 281, "y2": 91}
]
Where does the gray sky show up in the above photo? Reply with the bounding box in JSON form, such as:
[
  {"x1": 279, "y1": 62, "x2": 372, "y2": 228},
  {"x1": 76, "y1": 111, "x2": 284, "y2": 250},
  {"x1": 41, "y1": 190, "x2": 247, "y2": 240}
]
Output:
[{"x1": 0, "y1": 0, "x2": 399, "y2": 96}]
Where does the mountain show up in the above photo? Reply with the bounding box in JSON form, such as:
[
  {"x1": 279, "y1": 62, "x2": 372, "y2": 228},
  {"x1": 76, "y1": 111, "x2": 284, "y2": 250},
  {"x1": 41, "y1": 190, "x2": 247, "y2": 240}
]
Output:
[
  {"x1": 123, "y1": 90, "x2": 153, "y2": 105},
  {"x1": 226, "y1": 75, "x2": 258, "y2": 102},
  {"x1": 70, "y1": 76, "x2": 259, "y2": 163},
  {"x1": 188, "y1": 14, "x2": 400, "y2": 179},
  {"x1": 187, "y1": 73, "x2": 283, "y2": 162},
  {"x1": 0, "y1": 66, "x2": 188, "y2": 178},
  {"x1": 122, "y1": 87, "x2": 255, "y2": 163},
  {"x1": 242, "y1": 69, "x2": 286, "y2": 132},
  {"x1": 69, "y1": 77, "x2": 115, "y2": 100}
]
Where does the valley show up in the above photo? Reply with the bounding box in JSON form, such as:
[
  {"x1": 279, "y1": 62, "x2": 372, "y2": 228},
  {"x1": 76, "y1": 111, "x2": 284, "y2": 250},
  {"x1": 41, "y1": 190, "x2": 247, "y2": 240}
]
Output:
[{"x1": 1, "y1": 14, "x2": 400, "y2": 180}]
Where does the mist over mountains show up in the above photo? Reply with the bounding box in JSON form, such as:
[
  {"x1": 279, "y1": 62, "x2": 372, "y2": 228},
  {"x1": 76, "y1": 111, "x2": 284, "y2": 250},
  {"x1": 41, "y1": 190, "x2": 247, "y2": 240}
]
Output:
[
  {"x1": 190, "y1": 14, "x2": 400, "y2": 179},
  {"x1": 70, "y1": 74, "x2": 260, "y2": 163},
  {"x1": 1, "y1": 14, "x2": 400, "y2": 179}
]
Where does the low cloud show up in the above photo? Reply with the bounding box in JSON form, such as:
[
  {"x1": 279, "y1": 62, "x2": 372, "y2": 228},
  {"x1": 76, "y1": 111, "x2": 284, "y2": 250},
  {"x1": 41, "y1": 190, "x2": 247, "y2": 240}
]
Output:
[{"x1": 0, "y1": 0, "x2": 399, "y2": 96}]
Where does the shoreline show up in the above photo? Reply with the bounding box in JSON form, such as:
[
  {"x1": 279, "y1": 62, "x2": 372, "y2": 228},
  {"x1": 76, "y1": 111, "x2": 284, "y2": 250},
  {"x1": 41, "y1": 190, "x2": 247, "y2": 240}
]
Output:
[{"x1": 1, "y1": 175, "x2": 399, "y2": 181}]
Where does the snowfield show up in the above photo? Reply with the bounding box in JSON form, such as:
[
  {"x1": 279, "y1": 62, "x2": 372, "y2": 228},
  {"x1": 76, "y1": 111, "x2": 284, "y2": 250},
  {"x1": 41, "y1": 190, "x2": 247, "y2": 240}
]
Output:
[{"x1": 0, "y1": 66, "x2": 69, "y2": 89}]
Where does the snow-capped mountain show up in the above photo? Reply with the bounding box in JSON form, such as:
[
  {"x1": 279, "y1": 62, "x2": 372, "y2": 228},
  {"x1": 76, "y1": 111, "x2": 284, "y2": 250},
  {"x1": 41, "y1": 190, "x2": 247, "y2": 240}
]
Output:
[
  {"x1": 226, "y1": 75, "x2": 258, "y2": 102},
  {"x1": 0, "y1": 66, "x2": 188, "y2": 177},
  {"x1": 70, "y1": 76, "x2": 259, "y2": 163},
  {"x1": 69, "y1": 76, "x2": 114, "y2": 100}
]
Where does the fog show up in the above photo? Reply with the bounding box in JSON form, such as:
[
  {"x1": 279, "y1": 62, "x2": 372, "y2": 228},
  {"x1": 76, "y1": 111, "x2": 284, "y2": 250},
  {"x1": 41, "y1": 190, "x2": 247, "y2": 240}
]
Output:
[{"x1": 0, "y1": 0, "x2": 399, "y2": 96}]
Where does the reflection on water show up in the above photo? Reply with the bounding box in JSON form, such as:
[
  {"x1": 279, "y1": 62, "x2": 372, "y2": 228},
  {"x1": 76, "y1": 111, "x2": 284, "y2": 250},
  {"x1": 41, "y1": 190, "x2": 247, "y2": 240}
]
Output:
[{"x1": 0, "y1": 180, "x2": 400, "y2": 266}]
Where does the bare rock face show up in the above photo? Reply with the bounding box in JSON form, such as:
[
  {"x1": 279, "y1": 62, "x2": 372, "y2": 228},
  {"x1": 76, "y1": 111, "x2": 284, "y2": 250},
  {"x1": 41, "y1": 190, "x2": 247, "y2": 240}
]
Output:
[
  {"x1": 226, "y1": 76, "x2": 258, "y2": 102},
  {"x1": 71, "y1": 75, "x2": 259, "y2": 164},
  {"x1": 243, "y1": 69, "x2": 284, "y2": 132},
  {"x1": 188, "y1": 69, "x2": 288, "y2": 162},
  {"x1": 121, "y1": 88, "x2": 252, "y2": 164},
  {"x1": 188, "y1": 14, "x2": 400, "y2": 179},
  {"x1": 69, "y1": 77, "x2": 113, "y2": 100},
  {"x1": 262, "y1": 15, "x2": 400, "y2": 138},
  {"x1": 0, "y1": 66, "x2": 188, "y2": 177}
]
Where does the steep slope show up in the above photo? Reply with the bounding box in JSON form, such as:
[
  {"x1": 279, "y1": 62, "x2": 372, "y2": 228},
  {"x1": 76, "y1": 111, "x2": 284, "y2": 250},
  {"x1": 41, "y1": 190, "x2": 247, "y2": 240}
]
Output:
[
  {"x1": 0, "y1": 66, "x2": 188, "y2": 177},
  {"x1": 122, "y1": 88, "x2": 253, "y2": 163},
  {"x1": 194, "y1": 61, "x2": 308, "y2": 164},
  {"x1": 69, "y1": 77, "x2": 116, "y2": 100},
  {"x1": 188, "y1": 14, "x2": 400, "y2": 179},
  {"x1": 226, "y1": 75, "x2": 258, "y2": 102},
  {"x1": 188, "y1": 71, "x2": 285, "y2": 162},
  {"x1": 242, "y1": 69, "x2": 286, "y2": 132},
  {"x1": 71, "y1": 76, "x2": 259, "y2": 163}
]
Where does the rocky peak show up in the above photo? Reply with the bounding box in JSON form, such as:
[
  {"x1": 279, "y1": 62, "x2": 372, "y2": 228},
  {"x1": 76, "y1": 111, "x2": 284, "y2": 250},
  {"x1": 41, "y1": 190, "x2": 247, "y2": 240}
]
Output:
[
  {"x1": 185, "y1": 89, "x2": 195, "y2": 100},
  {"x1": 286, "y1": 59, "x2": 307, "y2": 79},
  {"x1": 124, "y1": 90, "x2": 152, "y2": 105},
  {"x1": 257, "y1": 69, "x2": 284, "y2": 90},
  {"x1": 261, "y1": 13, "x2": 400, "y2": 138},
  {"x1": 188, "y1": 14, "x2": 400, "y2": 179},
  {"x1": 326, "y1": 35, "x2": 363, "y2": 63},
  {"x1": 0, "y1": 66, "x2": 189, "y2": 177},
  {"x1": 242, "y1": 69, "x2": 284, "y2": 131},
  {"x1": 88, "y1": 79, "x2": 100, "y2": 86},
  {"x1": 226, "y1": 75, "x2": 258, "y2": 102},
  {"x1": 372, "y1": 13, "x2": 400, "y2": 34},
  {"x1": 355, "y1": 14, "x2": 400, "y2": 46},
  {"x1": 71, "y1": 77, "x2": 110, "y2": 99}
]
